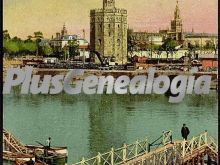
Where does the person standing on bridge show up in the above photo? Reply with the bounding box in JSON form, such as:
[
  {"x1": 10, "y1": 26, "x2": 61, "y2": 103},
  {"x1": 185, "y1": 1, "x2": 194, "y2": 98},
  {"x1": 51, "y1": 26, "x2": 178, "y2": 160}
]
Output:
[{"x1": 181, "y1": 124, "x2": 190, "y2": 140}]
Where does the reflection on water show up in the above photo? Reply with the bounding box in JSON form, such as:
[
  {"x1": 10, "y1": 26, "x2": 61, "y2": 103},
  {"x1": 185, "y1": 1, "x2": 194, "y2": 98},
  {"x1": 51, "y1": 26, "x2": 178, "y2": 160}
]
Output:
[{"x1": 3, "y1": 88, "x2": 218, "y2": 163}]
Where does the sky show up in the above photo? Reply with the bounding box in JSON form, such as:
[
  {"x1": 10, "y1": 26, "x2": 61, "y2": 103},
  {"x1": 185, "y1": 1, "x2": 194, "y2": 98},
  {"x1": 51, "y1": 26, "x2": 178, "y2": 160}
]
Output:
[{"x1": 3, "y1": 0, "x2": 218, "y2": 41}]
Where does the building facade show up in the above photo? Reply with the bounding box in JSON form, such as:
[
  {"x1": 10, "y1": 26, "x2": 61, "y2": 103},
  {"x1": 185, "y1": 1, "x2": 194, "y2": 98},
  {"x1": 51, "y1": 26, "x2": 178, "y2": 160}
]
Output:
[
  {"x1": 130, "y1": 32, "x2": 163, "y2": 46},
  {"x1": 184, "y1": 33, "x2": 218, "y2": 49},
  {"x1": 50, "y1": 25, "x2": 90, "y2": 59},
  {"x1": 90, "y1": 0, "x2": 128, "y2": 64}
]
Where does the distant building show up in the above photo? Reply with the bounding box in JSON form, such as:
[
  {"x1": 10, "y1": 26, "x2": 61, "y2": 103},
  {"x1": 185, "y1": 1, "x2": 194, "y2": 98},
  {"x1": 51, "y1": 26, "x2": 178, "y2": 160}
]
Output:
[
  {"x1": 184, "y1": 32, "x2": 218, "y2": 49},
  {"x1": 130, "y1": 0, "x2": 183, "y2": 47},
  {"x1": 130, "y1": 0, "x2": 217, "y2": 53},
  {"x1": 130, "y1": 32, "x2": 163, "y2": 46},
  {"x1": 50, "y1": 25, "x2": 90, "y2": 58},
  {"x1": 90, "y1": 0, "x2": 128, "y2": 64},
  {"x1": 200, "y1": 57, "x2": 218, "y2": 70}
]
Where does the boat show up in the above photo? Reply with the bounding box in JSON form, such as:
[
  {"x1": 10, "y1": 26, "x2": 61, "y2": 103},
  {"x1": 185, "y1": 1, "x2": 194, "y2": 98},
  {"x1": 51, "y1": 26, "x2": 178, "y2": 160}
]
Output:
[
  {"x1": 26, "y1": 145, "x2": 68, "y2": 165},
  {"x1": 3, "y1": 128, "x2": 68, "y2": 165}
]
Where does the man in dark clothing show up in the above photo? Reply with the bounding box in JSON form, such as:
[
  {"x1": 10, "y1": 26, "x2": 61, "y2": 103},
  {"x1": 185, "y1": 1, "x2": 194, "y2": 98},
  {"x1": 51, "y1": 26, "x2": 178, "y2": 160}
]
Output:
[{"x1": 181, "y1": 124, "x2": 190, "y2": 140}]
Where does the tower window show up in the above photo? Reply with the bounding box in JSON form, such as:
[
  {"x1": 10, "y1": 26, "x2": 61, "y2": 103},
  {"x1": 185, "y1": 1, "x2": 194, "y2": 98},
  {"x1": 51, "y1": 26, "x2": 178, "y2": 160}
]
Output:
[
  {"x1": 99, "y1": 24, "x2": 102, "y2": 32},
  {"x1": 118, "y1": 24, "x2": 120, "y2": 28},
  {"x1": 98, "y1": 39, "x2": 102, "y2": 46},
  {"x1": 117, "y1": 39, "x2": 120, "y2": 46}
]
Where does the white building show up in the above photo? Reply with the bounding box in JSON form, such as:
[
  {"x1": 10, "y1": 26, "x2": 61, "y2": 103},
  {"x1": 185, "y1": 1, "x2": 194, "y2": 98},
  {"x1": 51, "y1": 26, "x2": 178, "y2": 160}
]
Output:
[{"x1": 50, "y1": 24, "x2": 90, "y2": 58}]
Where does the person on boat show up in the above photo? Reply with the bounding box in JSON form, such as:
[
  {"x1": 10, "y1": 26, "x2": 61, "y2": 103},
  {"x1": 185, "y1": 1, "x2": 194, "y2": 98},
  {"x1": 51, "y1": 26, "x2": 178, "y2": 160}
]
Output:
[
  {"x1": 46, "y1": 137, "x2": 51, "y2": 148},
  {"x1": 44, "y1": 137, "x2": 51, "y2": 156},
  {"x1": 181, "y1": 124, "x2": 190, "y2": 140}
]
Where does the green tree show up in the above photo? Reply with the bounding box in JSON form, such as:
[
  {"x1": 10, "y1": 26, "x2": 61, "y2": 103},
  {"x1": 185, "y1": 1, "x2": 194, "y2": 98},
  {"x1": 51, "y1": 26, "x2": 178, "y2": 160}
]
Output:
[
  {"x1": 4, "y1": 40, "x2": 20, "y2": 55},
  {"x1": 42, "y1": 45, "x2": 53, "y2": 56},
  {"x1": 33, "y1": 31, "x2": 43, "y2": 40},
  {"x1": 127, "y1": 29, "x2": 135, "y2": 59},
  {"x1": 161, "y1": 38, "x2": 178, "y2": 59},
  {"x1": 25, "y1": 35, "x2": 33, "y2": 42},
  {"x1": 3, "y1": 30, "x2": 11, "y2": 40},
  {"x1": 33, "y1": 31, "x2": 44, "y2": 55},
  {"x1": 68, "y1": 40, "x2": 79, "y2": 57},
  {"x1": 24, "y1": 42, "x2": 37, "y2": 54},
  {"x1": 187, "y1": 42, "x2": 196, "y2": 59}
]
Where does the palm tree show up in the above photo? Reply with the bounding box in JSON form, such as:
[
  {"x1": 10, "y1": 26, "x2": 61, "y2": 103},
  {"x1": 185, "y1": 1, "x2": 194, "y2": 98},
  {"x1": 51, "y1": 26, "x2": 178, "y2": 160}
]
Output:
[{"x1": 33, "y1": 31, "x2": 44, "y2": 56}]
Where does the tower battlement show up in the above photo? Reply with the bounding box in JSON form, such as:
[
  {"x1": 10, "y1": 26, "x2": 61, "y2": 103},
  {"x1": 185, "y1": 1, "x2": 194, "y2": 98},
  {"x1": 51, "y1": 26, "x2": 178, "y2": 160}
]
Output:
[{"x1": 90, "y1": 8, "x2": 127, "y2": 14}]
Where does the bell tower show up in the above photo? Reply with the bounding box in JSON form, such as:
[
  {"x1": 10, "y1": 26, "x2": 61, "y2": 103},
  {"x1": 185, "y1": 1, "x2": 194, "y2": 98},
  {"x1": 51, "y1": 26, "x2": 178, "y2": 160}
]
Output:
[
  {"x1": 103, "y1": 0, "x2": 115, "y2": 10},
  {"x1": 171, "y1": 0, "x2": 183, "y2": 42},
  {"x1": 174, "y1": 0, "x2": 180, "y2": 19}
]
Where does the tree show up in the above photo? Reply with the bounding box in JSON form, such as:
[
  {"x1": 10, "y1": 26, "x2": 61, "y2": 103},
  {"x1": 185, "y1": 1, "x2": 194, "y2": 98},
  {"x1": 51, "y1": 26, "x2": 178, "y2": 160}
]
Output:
[
  {"x1": 42, "y1": 45, "x2": 53, "y2": 56},
  {"x1": 3, "y1": 30, "x2": 11, "y2": 40},
  {"x1": 33, "y1": 31, "x2": 43, "y2": 40},
  {"x1": 23, "y1": 42, "x2": 37, "y2": 54},
  {"x1": 3, "y1": 40, "x2": 20, "y2": 55},
  {"x1": 68, "y1": 40, "x2": 79, "y2": 57},
  {"x1": 25, "y1": 35, "x2": 33, "y2": 42},
  {"x1": 127, "y1": 29, "x2": 135, "y2": 60},
  {"x1": 33, "y1": 31, "x2": 44, "y2": 55},
  {"x1": 161, "y1": 38, "x2": 178, "y2": 59},
  {"x1": 187, "y1": 42, "x2": 196, "y2": 59}
]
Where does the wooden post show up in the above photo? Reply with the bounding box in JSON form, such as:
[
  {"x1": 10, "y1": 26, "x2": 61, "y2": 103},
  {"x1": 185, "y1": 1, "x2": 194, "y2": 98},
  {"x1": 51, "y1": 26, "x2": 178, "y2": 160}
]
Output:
[
  {"x1": 153, "y1": 154, "x2": 156, "y2": 165},
  {"x1": 197, "y1": 156, "x2": 200, "y2": 164},
  {"x1": 111, "y1": 147, "x2": 114, "y2": 165},
  {"x1": 145, "y1": 137, "x2": 148, "y2": 153},
  {"x1": 199, "y1": 135, "x2": 201, "y2": 147},
  {"x1": 81, "y1": 157, "x2": 85, "y2": 165},
  {"x1": 191, "y1": 137, "x2": 194, "y2": 154},
  {"x1": 192, "y1": 157, "x2": 195, "y2": 164},
  {"x1": 201, "y1": 153, "x2": 205, "y2": 165},
  {"x1": 182, "y1": 140, "x2": 186, "y2": 157},
  {"x1": 135, "y1": 140, "x2": 139, "y2": 157},
  {"x1": 204, "y1": 131, "x2": 208, "y2": 144},
  {"x1": 122, "y1": 143, "x2": 127, "y2": 162},
  {"x1": 164, "y1": 150, "x2": 167, "y2": 164},
  {"x1": 97, "y1": 153, "x2": 101, "y2": 165}
]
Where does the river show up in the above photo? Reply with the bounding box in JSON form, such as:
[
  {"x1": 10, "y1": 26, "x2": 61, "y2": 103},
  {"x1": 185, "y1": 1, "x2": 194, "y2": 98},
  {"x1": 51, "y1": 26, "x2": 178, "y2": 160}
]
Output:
[{"x1": 3, "y1": 89, "x2": 218, "y2": 164}]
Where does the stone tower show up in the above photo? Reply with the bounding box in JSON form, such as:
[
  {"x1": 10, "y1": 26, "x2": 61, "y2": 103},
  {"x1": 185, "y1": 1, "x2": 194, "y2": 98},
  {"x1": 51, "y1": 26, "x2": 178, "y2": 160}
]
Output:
[
  {"x1": 171, "y1": 0, "x2": 183, "y2": 42},
  {"x1": 90, "y1": 0, "x2": 128, "y2": 64}
]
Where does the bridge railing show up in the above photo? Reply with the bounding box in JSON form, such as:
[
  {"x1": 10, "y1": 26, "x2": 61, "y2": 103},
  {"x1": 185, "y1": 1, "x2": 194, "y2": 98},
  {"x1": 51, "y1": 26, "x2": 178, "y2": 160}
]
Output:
[
  {"x1": 181, "y1": 131, "x2": 218, "y2": 157},
  {"x1": 3, "y1": 128, "x2": 29, "y2": 154},
  {"x1": 73, "y1": 137, "x2": 149, "y2": 165},
  {"x1": 73, "y1": 131, "x2": 173, "y2": 165}
]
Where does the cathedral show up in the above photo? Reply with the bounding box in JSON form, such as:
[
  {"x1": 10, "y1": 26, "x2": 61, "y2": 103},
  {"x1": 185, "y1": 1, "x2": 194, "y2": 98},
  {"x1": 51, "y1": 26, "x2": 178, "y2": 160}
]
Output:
[{"x1": 90, "y1": 0, "x2": 128, "y2": 64}]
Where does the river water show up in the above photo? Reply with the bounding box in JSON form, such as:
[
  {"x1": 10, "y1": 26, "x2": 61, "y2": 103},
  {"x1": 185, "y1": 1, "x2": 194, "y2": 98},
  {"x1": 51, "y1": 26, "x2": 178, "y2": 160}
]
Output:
[{"x1": 3, "y1": 89, "x2": 218, "y2": 164}]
